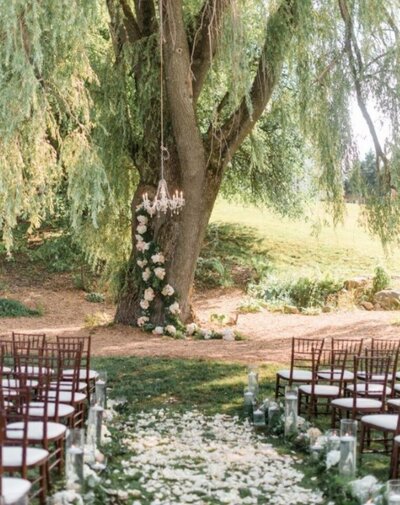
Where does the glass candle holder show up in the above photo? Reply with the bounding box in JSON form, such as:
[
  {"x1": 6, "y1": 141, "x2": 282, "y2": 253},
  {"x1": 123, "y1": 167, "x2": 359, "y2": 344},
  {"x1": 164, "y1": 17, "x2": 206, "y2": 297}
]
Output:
[
  {"x1": 284, "y1": 386, "x2": 298, "y2": 437},
  {"x1": 268, "y1": 402, "x2": 280, "y2": 430},
  {"x1": 325, "y1": 429, "x2": 341, "y2": 451},
  {"x1": 388, "y1": 480, "x2": 400, "y2": 505},
  {"x1": 247, "y1": 366, "x2": 259, "y2": 397},
  {"x1": 339, "y1": 419, "x2": 357, "y2": 477},
  {"x1": 253, "y1": 408, "x2": 266, "y2": 427},
  {"x1": 66, "y1": 428, "x2": 84, "y2": 491},
  {"x1": 95, "y1": 374, "x2": 107, "y2": 409},
  {"x1": 244, "y1": 388, "x2": 255, "y2": 417}
]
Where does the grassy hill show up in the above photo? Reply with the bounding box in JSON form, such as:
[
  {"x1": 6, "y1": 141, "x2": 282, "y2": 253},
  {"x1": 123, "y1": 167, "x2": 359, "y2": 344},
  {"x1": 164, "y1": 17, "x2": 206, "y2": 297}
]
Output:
[{"x1": 210, "y1": 200, "x2": 400, "y2": 278}]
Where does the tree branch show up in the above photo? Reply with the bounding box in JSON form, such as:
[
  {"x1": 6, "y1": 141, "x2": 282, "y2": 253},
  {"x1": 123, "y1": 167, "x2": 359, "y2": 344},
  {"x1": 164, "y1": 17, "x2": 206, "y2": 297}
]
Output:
[
  {"x1": 134, "y1": 0, "x2": 156, "y2": 36},
  {"x1": 338, "y1": 0, "x2": 391, "y2": 189},
  {"x1": 120, "y1": 0, "x2": 142, "y2": 43},
  {"x1": 107, "y1": 0, "x2": 139, "y2": 60},
  {"x1": 190, "y1": 0, "x2": 231, "y2": 104},
  {"x1": 210, "y1": 0, "x2": 299, "y2": 170}
]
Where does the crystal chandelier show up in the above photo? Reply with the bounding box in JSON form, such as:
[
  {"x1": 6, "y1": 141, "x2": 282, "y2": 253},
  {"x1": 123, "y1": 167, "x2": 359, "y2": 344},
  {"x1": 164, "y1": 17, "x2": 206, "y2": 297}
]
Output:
[{"x1": 142, "y1": 0, "x2": 185, "y2": 216}]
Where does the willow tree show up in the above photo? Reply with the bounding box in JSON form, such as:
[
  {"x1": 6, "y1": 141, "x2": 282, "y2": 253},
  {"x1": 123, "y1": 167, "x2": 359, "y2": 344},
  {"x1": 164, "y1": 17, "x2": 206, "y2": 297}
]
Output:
[{"x1": 1, "y1": 0, "x2": 400, "y2": 328}]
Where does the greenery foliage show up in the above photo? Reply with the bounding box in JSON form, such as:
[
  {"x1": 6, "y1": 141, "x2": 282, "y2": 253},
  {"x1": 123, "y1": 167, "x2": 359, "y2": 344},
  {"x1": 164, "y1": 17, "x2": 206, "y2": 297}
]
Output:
[
  {"x1": 0, "y1": 298, "x2": 41, "y2": 317},
  {"x1": 195, "y1": 223, "x2": 270, "y2": 289},
  {"x1": 85, "y1": 292, "x2": 105, "y2": 303},
  {"x1": 258, "y1": 274, "x2": 344, "y2": 309},
  {"x1": 372, "y1": 265, "x2": 391, "y2": 294}
]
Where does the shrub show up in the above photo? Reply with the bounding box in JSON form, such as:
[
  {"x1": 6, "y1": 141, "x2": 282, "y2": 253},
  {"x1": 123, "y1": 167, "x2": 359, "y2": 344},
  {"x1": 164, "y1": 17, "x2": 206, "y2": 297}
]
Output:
[
  {"x1": 0, "y1": 298, "x2": 41, "y2": 317},
  {"x1": 372, "y1": 266, "x2": 390, "y2": 294},
  {"x1": 260, "y1": 274, "x2": 344, "y2": 309},
  {"x1": 30, "y1": 234, "x2": 82, "y2": 273},
  {"x1": 85, "y1": 292, "x2": 105, "y2": 303}
]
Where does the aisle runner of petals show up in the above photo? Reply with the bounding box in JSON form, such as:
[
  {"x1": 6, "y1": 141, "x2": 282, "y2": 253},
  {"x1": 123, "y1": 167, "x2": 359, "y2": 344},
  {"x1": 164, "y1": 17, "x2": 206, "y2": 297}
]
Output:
[{"x1": 114, "y1": 410, "x2": 324, "y2": 505}]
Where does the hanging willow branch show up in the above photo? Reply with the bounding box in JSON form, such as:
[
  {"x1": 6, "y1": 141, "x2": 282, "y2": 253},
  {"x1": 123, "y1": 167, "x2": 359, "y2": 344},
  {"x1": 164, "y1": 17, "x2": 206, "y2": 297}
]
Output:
[{"x1": 338, "y1": 0, "x2": 391, "y2": 192}]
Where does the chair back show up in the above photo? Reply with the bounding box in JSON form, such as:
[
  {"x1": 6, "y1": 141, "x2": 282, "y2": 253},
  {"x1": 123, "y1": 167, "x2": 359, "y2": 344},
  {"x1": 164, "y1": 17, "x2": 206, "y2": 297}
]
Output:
[
  {"x1": 12, "y1": 332, "x2": 46, "y2": 352},
  {"x1": 289, "y1": 338, "x2": 325, "y2": 380}
]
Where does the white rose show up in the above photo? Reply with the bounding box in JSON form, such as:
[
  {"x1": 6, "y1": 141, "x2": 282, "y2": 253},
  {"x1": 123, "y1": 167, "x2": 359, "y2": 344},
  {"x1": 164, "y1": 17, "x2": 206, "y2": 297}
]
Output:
[
  {"x1": 151, "y1": 253, "x2": 165, "y2": 264},
  {"x1": 222, "y1": 329, "x2": 235, "y2": 341},
  {"x1": 144, "y1": 287, "x2": 155, "y2": 301},
  {"x1": 135, "y1": 234, "x2": 143, "y2": 242},
  {"x1": 140, "y1": 299, "x2": 150, "y2": 310},
  {"x1": 203, "y1": 331, "x2": 212, "y2": 340},
  {"x1": 154, "y1": 267, "x2": 166, "y2": 280},
  {"x1": 169, "y1": 302, "x2": 180, "y2": 315},
  {"x1": 137, "y1": 241, "x2": 150, "y2": 252},
  {"x1": 137, "y1": 224, "x2": 147, "y2": 235},
  {"x1": 326, "y1": 450, "x2": 340, "y2": 469},
  {"x1": 137, "y1": 215, "x2": 148, "y2": 224},
  {"x1": 137, "y1": 316, "x2": 149, "y2": 327},
  {"x1": 161, "y1": 284, "x2": 174, "y2": 297},
  {"x1": 142, "y1": 268, "x2": 151, "y2": 281},
  {"x1": 165, "y1": 324, "x2": 176, "y2": 336},
  {"x1": 137, "y1": 259, "x2": 148, "y2": 268},
  {"x1": 186, "y1": 323, "x2": 198, "y2": 336},
  {"x1": 153, "y1": 326, "x2": 164, "y2": 335}
]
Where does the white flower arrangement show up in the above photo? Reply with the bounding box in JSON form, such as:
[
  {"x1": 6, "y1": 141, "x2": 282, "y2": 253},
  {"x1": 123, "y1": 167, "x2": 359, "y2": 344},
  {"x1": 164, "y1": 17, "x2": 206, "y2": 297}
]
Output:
[
  {"x1": 325, "y1": 449, "x2": 340, "y2": 469},
  {"x1": 186, "y1": 323, "x2": 198, "y2": 335},
  {"x1": 144, "y1": 287, "x2": 155, "y2": 301},
  {"x1": 201, "y1": 329, "x2": 212, "y2": 339},
  {"x1": 136, "y1": 240, "x2": 150, "y2": 252},
  {"x1": 140, "y1": 299, "x2": 150, "y2": 310},
  {"x1": 168, "y1": 301, "x2": 180, "y2": 315},
  {"x1": 142, "y1": 268, "x2": 151, "y2": 281},
  {"x1": 137, "y1": 259, "x2": 148, "y2": 268},
  {"x1": 165, "y1": 324, "x2": 177, "y2": 336},
  {"x1": 137, "y1": 215, "x2": 148, "y2": 225},
  {"x1": 151, "y1": 253, "x2": 165, "y2": 264},
  {"x1": 153, "y1": 326, "x2": 164, "y2": 335},
  {"x1": 154, "y1": 267, "x2": 166, "y2": 280},
  {"x1": 161, "y1": 284, "x2": 174, "y2": 296},
  {"x1": 137, "y1": 224, "x2": 147, "y2": 235},
  {"x1": 137, "y1": 316, "x2": 149, "y2": 327},
  {"x1": 349, "y1": 475, "x2": 381, "y2": 503},
  {"x1": 48, "y1": 490, "x2": 84, "y2": 505}
]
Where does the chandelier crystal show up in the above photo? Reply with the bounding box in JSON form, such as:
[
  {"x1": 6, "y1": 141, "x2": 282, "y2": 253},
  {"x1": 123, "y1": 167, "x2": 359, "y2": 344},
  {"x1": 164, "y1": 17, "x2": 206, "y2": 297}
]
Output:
[{"x1": 141, "y1": 0, "x2": 185, "y2": 216}]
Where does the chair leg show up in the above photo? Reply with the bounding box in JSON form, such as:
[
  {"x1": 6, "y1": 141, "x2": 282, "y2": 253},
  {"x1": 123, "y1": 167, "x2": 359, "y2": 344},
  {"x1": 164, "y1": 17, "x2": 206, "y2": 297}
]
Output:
[
  {"x1": 275, "y1": 375, "x2": 280, "y2": 400},
  {"x1": 360, "y1": 423, "x2": 366, "y2": 454},
  {"x1": 391, "y1": 441, "x2": 399, "y2": 479},
  {"x1": 39, "y1": 463, "x2": 48, "y2": 505}
]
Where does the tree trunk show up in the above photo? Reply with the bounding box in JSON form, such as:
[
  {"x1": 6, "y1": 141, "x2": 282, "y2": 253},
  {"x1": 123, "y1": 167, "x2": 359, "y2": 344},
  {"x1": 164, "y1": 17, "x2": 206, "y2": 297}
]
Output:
[{"x1": 115, "y1": 161, "x2": 221, "y2": 325}]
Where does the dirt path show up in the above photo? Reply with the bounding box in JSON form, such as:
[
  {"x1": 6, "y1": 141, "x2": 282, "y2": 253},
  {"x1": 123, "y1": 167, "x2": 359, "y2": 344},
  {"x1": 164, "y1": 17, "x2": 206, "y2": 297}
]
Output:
[{"x1": 0, "y1": 275, "x2": 399, "y2": 364}]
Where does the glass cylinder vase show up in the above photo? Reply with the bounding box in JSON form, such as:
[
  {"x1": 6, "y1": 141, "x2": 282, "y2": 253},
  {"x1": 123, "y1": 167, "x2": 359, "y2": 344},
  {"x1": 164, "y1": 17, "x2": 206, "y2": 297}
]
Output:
[
  {"x1": 284, "y1": 386, "x2": 298, "y2": 437},
  {"x1": 95, "y1": 371, "x2": 107, "y2": 409},
  {"x1": 253, "y1": 408, "x2": 266, "y2": 427},
  {"x1": 388, "y1": 480, "x2": 400, "y2": 505},
  {"x1": 267, "y1": 402, "x2": 280, "y2": 431},
  {"x1": 66, "y1": 428, "x2": 84, "y2": 491},
  {"x1": 243, "y1": 388, "x2": 255, "y2": 417},
  {"x1": 339, "y1": 419, "x2": 357, "y2": 477},
  {"x1": 247, "y1": 366, "x2": 259, "y2": 397}
]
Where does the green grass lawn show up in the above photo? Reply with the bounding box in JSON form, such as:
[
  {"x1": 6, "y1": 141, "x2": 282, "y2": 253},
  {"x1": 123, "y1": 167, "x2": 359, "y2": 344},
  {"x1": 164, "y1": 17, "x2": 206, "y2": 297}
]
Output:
[
  {"x1": 211, "y1": 200, "x2": 400, "y2": 277},
  {"x1": 92, "y1": 356, "x2": 389, "y2": 505}
]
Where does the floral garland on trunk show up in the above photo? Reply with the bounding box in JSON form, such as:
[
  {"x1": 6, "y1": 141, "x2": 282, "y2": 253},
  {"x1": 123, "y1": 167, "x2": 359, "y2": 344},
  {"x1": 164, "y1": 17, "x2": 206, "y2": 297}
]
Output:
[{"x1": 135, "y1": 205, "x2": 185, "y2": 338}]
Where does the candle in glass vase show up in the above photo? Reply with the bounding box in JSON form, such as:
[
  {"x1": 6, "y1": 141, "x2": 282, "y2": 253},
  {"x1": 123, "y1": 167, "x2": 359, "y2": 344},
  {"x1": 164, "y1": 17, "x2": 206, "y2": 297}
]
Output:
[
  {"x1": 253, "y1": 408, "x2": 266, "y2": 427},
  {"x1": 325, "y1": 429, "x2": 341, "y2": 451},
  {"x1": 95, "y1": 371, "x2": 107, "y2": 409},
  {"x1": 66, "y1": 429, "x2": 84, "y2": 491},
  {"x1": 268, "y1": 402, "x2": 279, "y2": 430},
  {"x1": 284, "y1": 386, "x2": 298, "y2": 437},
  {"x1": 388, "y1": 480, "x2": 400, "y2": 505},
  {"x1": 339, "y1": 419, "x2": 357, "y2": 477},
  {"x1": 247, "y1": 366, "x2": 259, "y2": 396}
]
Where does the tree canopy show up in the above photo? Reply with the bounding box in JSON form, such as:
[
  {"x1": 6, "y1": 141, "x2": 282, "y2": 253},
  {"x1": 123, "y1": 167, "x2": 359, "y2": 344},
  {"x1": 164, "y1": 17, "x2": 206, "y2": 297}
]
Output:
[{"x1": 1, "y1": 0, "x2": 400, "y2": 322}]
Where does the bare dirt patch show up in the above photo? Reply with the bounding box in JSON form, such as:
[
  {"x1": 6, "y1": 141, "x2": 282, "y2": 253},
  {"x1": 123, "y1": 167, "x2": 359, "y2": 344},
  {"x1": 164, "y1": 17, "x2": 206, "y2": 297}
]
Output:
[{"x1": 0, "y1": 273, "x2": 398, "y2": 364}]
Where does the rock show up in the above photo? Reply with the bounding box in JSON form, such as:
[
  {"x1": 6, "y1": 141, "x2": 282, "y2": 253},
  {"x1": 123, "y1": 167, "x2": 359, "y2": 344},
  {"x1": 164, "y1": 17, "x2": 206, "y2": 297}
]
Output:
[
  {"x1": 322, "y1": 305, "x2": 333, "y2": 313},
  {"x1": 283, "y1": 305, "x2": 300, "y2": 314},
  {"x1": 374, "y1": 289, "x2": 400, "y2": 310},
  {"x1": 374, "y1": 303, "x2": 382, "y2": 310},
  {"x1": 360, "y1": 301, "x2": 374, "y2": 311},
  {"x1": 344, "y1": 276, "x2": 369, "y2": 290}
]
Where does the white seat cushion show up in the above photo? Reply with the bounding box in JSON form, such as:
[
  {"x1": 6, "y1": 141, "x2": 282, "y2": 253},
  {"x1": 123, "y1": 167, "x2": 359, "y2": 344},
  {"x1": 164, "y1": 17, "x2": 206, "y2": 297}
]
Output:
[
  {"x1": 3, "y1": 366, "x2": 11, "y2": 373},
  {"x1": 394, "y1": 384, "x2": 400, "y2": 392},
  {"x1": 396, "y1": 372, "x2": 400, "y2": 380},
  {"x1": 47, "y1": 391, "x2": 86, "y2": 403},
  {"x1": 50, "y1": 381, "x2": 87, "y2": 391},
  {"x1": 347, "y1": 384, "x2": 391, "y2": 395},
  {"x1": 26, "y1": 401, "x2": 75, "y2": 418},
  {"x1": 387, "y1": 399, "x2": 400, "y2": 409},
  {"x1": 331, "y1": 397, "x2": 382, "y2": 409},
  {"x1": 18, "y1": 365, "x2": 54, "y2": 376},
  {"x1": 361, "y1": 414, "x2": 399, "y2": 431},
  {"x1": 1, "y1": 477, "x2": 31, "y2": 504},
  {"x1": 357, "y1": 372, "x2": 386, "y2": 381},
  {"x1": 394, "y1": 434, "x2": 400, "y2": 444},
  {"x1": 1, "y1": 378, "x2": 38, "y2": 388},
  {"x1": 277, "y1": 369, "x2": 312, "y2": 381},
  {"x1": 299, "y1": 385, "x2": 339, "y2": 396},
  {"x1": 62, "y1": 368, "x2": 98, "y2": 380},
  {"x1": 318, "y1": 369, "x2": 354, "y2": 381},
  {"x1": 7, "y1": 421, "x2": 66, "y2": 441},
  {"x1": 2, "y1": 446, "x2": 49, "y2": 467}
]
